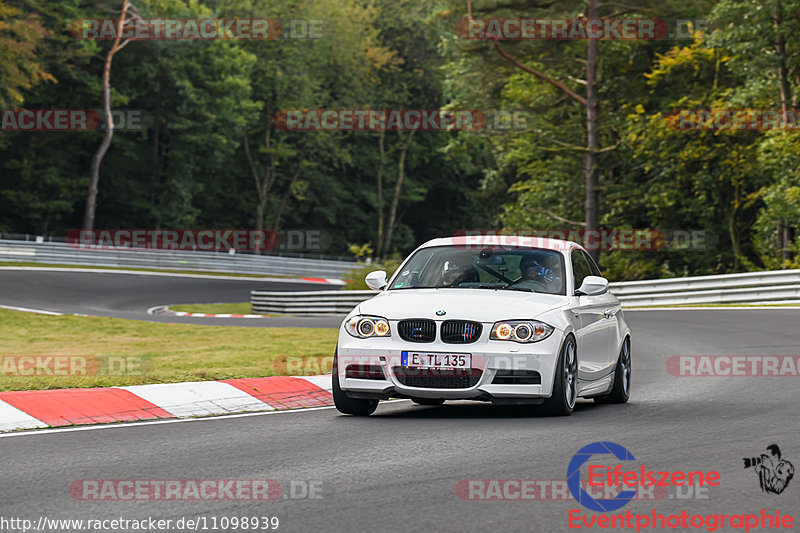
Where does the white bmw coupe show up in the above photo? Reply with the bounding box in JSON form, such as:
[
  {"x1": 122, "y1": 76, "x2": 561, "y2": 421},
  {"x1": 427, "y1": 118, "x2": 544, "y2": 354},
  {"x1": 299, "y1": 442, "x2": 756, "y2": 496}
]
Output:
[{"x1": 333, "y1": 235, "x2": 631, "y2": 416}]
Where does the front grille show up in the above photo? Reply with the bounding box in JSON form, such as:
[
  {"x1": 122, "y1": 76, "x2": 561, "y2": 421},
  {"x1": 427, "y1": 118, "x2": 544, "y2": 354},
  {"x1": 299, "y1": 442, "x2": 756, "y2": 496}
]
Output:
[
  {"x1": 398, "y1": 319, "x2": 436, "y2": 343},
  {"x1": 440, "y1": 320, "x2": 482, "y2": 344},
  {"x1": 393, "y1": 367, "x2": 482, "y2": 389}
]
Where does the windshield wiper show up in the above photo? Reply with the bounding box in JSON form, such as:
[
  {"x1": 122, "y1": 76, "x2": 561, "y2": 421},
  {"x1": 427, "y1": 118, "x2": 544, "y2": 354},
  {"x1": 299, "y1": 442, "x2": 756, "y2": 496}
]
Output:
[{"x1": 498, "y1": 286, "x2": 537, "y2": 293}]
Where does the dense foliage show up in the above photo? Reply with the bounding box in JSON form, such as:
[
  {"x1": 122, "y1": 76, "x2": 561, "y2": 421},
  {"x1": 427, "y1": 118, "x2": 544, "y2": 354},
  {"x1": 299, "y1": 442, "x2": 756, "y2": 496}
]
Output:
[{"x1": 2, "y1": 0, "x2": 799, "y2": 279}]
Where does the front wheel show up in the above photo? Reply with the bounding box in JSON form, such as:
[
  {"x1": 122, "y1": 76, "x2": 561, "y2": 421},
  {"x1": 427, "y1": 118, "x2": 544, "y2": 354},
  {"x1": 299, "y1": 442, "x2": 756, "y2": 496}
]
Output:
[
  {"x1": 540, "y1": 335, "x2": 577, "y2": 416},
  {"x1": 332, "y1": 353, "x2": 378, "y2": 416},
  {"x1": 594, "y1": 337, "x2": 631, "y2": 404}
]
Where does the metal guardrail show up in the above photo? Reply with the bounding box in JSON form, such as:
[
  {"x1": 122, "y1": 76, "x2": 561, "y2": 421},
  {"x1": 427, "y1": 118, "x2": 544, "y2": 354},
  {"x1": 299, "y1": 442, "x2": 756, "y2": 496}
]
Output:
[
  {"x1": 251, "y1": 270, "x2": 800, "y2": 315},
  {"x1": 609, "y1": 270, "x2": 800, "y2": 307},
  {"x1": 0, "y1": 239, "x2": 356, "y2": 278},
  {"x1": 252, "y1": 290, "x2": 374, "y2": 314}
]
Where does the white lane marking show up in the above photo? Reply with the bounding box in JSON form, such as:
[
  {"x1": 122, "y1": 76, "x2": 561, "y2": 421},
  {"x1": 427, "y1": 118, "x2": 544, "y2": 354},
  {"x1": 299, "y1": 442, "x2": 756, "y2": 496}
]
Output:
[
  {"x1": 146, "y1": 305, "x2": 268, "y2": 319},
  {"x1": 0, "y1": 400, "x2": 411, "y2": 439},
  {"x1": 0, "y1": 266, "x2": 342, "y2": 284},
  {"x1": 119, "y1": 382, "x2": 275, "y2": 418},
  {"x1": 0, "y1": 304, "x2": 62, "y2": 316},
  {"x1": 625, "y1": 306, "x2": 800, "y2": 311},
  {"x1": 0, "y1": 400, "x2": 48, "y2": 431}
]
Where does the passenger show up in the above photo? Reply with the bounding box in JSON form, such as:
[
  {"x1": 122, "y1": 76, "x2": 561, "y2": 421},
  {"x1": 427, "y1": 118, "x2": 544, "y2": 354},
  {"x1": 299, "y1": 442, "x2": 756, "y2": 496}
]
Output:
[{"x1": 440, "y1": 259, "x2": 479, "y2": 287}]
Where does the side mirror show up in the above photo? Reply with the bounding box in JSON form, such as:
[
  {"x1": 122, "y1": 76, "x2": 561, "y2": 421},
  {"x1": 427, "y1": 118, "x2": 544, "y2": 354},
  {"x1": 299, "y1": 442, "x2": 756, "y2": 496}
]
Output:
[
  {"x1": 576, "y1": 275, "x2": 609, "y2": 296},
  {"x1": 365, "y1": 270, "x2": 388, "y2": 291}
]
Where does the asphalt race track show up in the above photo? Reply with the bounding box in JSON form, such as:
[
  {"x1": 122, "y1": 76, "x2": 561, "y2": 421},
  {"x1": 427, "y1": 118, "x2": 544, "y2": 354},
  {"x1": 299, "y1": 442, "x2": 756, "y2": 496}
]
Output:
[
  {"x1": 0, "y1": 269, "x2": 343, "y2": 328},
  {"x1": 2, "y1": 301, "x2": 799, "y2": 532}
]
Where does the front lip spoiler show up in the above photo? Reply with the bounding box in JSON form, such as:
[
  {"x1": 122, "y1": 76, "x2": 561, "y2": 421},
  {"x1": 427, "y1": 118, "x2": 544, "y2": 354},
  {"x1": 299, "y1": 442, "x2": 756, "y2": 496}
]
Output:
[
  {"x1": 344, "y1": 385, "x2": 547, "y2": 405},
  {"x1": 346, "y1": 390, "x2": 545, "y2": 405}
]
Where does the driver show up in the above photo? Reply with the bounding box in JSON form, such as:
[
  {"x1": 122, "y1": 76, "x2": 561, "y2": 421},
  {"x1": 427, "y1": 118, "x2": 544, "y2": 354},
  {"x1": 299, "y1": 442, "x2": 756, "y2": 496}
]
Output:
[
  {"x1": 441, "y1": 258, "x2": 478, "y2": 287},
  {"x1": 519, "y1": 253, "x2": 562, "y2": 291}
]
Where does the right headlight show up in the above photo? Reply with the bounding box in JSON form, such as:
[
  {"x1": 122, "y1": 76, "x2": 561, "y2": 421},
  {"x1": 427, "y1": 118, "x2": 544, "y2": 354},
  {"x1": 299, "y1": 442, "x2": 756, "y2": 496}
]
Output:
[
  {"x1": 345, "y1": 315, "x2": 391, "y2": 338},
  {"x1": 490, "y1": 320, "x2": 554, "y2": 343}
]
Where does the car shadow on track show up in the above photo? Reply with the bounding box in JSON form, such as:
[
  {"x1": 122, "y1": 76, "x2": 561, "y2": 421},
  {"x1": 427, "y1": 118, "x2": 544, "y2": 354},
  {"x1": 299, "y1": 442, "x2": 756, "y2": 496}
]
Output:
[{"x1": 371, "y1": 400, "x2": 607, "y2": 419}]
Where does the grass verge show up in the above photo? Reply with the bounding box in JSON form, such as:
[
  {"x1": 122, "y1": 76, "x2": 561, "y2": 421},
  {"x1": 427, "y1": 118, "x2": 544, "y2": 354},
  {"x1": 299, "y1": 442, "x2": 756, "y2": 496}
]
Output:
[
  {"x1": 0, "y1": 308, "x2": 337, "y2": 391},
  {"x1": 169, "y1": 303, "x2": 254, "y2": 314}
]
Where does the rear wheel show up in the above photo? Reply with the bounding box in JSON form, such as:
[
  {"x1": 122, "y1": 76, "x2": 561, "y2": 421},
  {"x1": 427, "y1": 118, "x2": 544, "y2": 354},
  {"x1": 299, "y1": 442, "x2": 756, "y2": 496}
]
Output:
[
  {"x1": 594, "y1": 337, "x2": 631, "y2": 404},
  {"x1": 332, "y1": 352, "x2": 378, "y2": 416},
  {"x1": 540, "y1": 335, "x2": 577, "y2": 416},
  {"x1": 412, "y1": 398, "x2": 445, "y2": 406}
]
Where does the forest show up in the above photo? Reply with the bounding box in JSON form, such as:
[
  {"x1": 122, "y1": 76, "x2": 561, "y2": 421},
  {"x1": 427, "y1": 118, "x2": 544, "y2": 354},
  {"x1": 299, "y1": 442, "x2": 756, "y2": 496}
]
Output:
[{"x1": 2, "y1": 0, "x2": 799, "y2": 280}]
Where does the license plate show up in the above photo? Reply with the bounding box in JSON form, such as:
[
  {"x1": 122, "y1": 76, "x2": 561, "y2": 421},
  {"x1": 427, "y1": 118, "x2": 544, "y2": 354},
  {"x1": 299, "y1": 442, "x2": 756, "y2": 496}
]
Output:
[{"x1": 401, "y1": 351, "x2": 471, "y2": 369}]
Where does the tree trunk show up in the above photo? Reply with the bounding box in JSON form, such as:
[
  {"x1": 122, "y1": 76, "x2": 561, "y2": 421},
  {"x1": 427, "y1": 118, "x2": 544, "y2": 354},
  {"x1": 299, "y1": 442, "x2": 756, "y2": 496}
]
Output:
[
  {"x1": 774, "y1": 1, "x2": 791, "y2": 117},
  {"x1": 729, "y1": 182, "x2": 740, "y2": 271},
  {"x1": 243, "y1": 104, "x2": 277, "y2": 254},
  {"x1": 584, "y1": 0, "x2": 600, "y2": 260},
  {"x1": 273, "y1": 157, "x2": 305, "y2": 233},
  {"x1": 375, "y1": 130, "x2": 386, "y2": 259},
  {"x1": 82, "y1": 0, "x2": 131, "y2": 231},
  {"x1": 782, "y1": 221, "x2": 791, "y2": 264},
  {"x1": 774, "y1": 1, "x2": 794, "y2": 266},
  {"x1": 381, "y1": 129, "x2": 415, "y2": 259}
]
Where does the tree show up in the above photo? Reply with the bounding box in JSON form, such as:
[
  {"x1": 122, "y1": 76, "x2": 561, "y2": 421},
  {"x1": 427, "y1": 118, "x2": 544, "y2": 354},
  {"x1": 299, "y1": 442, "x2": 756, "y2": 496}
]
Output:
[
  {"x1": 0, "y1": 0, "x2": 54, "y2": 108},
  {"x1": 82, "y1": 0, "x2": 137, "y2": 231}
]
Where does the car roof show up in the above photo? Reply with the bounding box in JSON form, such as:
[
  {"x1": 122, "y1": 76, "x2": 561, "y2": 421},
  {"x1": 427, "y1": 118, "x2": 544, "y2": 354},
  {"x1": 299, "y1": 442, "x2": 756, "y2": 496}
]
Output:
[{"x1": 418, "y1": 235, "x2": 585, "y2": 254}]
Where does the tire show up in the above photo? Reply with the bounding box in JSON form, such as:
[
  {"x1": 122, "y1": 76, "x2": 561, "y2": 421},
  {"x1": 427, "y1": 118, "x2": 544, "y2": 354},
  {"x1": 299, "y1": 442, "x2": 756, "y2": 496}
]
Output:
[
  {"x1": 332, "y1": 351, "x2": 378, "y2": 416},
  {"x1": 412, "y1": 398, "x2": 445, "y2": 406},
  {"x1": 540, "y1": 335, "x2": 577, "y2": 416},
  {"x1": 595, "y1": 337, "x2": 631, "y2": 404}
]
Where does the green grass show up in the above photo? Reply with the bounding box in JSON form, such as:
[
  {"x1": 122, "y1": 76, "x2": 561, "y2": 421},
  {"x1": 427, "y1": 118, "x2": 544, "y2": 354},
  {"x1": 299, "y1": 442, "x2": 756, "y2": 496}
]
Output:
[
  {"x1": 0, "y1": 308, "x2": 337, "y2": 391},
  {"x1": 0, "y1": 261, "x2": 295, "y2": 279},
  {"x1": 170, "y1": 302, "x2": 253, "y2": 314}
]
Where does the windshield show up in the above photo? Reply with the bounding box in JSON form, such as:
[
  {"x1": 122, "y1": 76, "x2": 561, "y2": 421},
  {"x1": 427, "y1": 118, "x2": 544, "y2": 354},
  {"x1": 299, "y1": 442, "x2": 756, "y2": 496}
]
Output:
[{"x1": 389, "y1": 245, "x2": 566, "y2": 295}]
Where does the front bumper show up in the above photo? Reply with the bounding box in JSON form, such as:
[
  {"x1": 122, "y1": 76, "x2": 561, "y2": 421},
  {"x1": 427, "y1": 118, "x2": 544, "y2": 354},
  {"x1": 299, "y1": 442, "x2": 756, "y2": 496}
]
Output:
[{"x1": 336, "y1": 332, "x2": 563, "y2": 403}]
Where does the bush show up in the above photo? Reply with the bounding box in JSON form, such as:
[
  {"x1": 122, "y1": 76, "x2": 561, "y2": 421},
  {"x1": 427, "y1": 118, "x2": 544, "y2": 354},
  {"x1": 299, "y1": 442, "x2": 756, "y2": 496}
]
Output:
[{"x1": 343, "y1": 259, "x2": 402, "y2": 290}]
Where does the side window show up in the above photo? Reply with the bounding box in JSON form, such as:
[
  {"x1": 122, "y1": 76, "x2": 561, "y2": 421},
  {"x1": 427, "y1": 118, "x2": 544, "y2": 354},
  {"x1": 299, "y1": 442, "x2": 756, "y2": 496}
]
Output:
[
  {"x1": 571, "y1": 250, "x2": 592, "y2": 293},
  {"x1": 583, "y1": 251, "x2": 602, "y2": 277}
]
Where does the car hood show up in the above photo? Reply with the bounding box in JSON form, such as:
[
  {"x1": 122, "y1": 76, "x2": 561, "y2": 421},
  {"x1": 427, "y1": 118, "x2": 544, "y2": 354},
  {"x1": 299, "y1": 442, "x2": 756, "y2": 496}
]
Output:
[{"x1": 356, "y1": 288, "x2": 569, "y2": 323}]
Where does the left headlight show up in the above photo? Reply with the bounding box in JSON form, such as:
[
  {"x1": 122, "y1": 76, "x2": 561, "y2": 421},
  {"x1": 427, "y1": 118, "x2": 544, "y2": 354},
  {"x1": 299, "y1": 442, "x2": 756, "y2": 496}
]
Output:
[
  {"x1": 345, "y1": 315, "x2": 391, "y2": 338},
  {"x1": 490, "y1": 320, "x2": 554, "y2": 343}
]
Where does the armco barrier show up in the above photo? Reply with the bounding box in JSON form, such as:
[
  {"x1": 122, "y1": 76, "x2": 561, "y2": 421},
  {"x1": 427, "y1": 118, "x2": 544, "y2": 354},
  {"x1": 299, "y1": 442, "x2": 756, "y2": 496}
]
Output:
[
  {"x1": 251, "y1": 290, "x2": 375, "y2": 314},
  {"x1": 251, "y1": 270, "x2": 800, "y2": 315},
  {"x1": 609, "y1": 270, "x2": 800, "y2": 307},
  {"x1": 0, "y1": 238, "x2": 355, "y2": 278}
]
